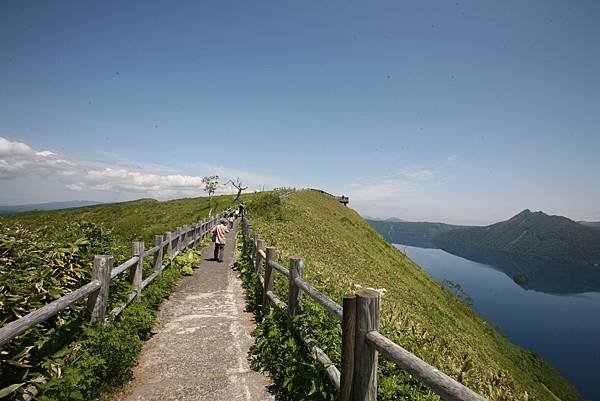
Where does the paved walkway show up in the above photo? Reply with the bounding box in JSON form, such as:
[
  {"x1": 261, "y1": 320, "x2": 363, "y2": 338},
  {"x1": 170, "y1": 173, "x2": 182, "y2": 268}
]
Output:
[{"x1": 116, "y1": 219, "x2": 274, "y2": 401}]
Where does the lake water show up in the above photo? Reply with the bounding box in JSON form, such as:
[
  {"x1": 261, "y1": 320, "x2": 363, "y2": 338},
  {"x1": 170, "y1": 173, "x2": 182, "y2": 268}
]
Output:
[{"x1": 394, "y1": 243, "x2": 600, "y2": 401}]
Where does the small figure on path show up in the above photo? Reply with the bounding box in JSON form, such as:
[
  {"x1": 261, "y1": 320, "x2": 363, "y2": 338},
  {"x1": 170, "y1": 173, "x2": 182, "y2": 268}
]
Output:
[
  {"x1": 228, "y1": 213, "x2": 235, "y2": 229},
  {"x1": 211, "y1": 218, "x2": 230, "y2": 262}
]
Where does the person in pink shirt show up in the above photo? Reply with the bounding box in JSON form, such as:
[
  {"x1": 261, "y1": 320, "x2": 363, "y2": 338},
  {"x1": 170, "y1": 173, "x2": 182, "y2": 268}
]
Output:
[{"x1": 211, "y1": 218, "x2": 230, "y2": 262}]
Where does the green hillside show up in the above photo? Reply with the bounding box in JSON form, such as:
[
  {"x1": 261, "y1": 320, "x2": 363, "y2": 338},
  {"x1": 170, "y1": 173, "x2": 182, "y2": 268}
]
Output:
[
  {"x1": 0, "y1": 195, "x2": 238, "y2": 258},
  {"x1": 248, "y1": 191, "x2": 582, "y2": 401},
  {"x1": 435, "y1": 210, "x2": 600, "y2": 264}
]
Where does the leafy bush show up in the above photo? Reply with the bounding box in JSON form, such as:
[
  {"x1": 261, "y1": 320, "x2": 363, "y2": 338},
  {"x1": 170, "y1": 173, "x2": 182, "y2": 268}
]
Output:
[
  {"x1": 0, "y1": 198, "x2": 213, "y2": 400},
  {"x1": 36, "y1": 264, "x2": 183, "y2": 401},
  {"x1": 0, "y1": 222, "x2": 112, "y2": 393},
  {"x1": 234, "y1": 238, "x2": 336, "y2": 401}
]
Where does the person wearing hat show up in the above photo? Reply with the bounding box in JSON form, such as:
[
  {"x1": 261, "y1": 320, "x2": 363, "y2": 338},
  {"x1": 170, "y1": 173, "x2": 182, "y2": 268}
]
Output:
[{"x1": 211, "y1": 218, "x2": 230, "y2": 262}]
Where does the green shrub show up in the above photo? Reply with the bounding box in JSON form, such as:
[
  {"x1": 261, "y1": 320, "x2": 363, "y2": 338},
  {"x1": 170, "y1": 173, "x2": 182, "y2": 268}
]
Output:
[
  {"x1": 235, "y1": 236, "x2": 336, "y2": 401},
  {"x1": 35, "y1": 264, "x2": 183, "y2": 401}
]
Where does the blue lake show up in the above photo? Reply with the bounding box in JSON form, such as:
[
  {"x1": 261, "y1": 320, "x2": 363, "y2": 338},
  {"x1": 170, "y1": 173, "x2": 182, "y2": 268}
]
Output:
[{"x1": 394, "y1": 244, "x2": 600, "y2": 401}]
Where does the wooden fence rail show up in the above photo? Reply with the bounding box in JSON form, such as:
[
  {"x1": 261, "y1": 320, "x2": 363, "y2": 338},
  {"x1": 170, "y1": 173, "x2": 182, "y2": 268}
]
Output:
[
  {"x1": 0, "y1": 210, "x2": 232, "y2": 348},
  {"x1": 241, "y1": 214, "x2": 488, "y2": 401}
]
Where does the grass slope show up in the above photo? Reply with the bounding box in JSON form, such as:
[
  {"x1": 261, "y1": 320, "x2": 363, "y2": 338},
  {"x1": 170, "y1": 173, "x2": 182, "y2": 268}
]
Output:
[{"x1": 249, "y1": 191, "x2": 582, "y2": 401}]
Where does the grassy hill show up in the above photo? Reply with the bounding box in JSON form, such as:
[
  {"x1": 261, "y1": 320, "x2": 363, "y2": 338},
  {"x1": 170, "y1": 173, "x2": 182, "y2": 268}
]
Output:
[
  {"x1": 0, "y1": 195, "x2": 239, "y2": 259},
  {"x1": 435, "y1": 210, "x2": 600, "y2": 264},
  {"x1": 247, "y1": 191, "x2": 582, "y2": 401}
]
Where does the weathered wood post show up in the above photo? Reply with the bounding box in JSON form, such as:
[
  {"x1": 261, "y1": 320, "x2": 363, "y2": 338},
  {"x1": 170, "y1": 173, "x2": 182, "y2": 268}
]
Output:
[
  {"x1": 262, "y1": 247, "x2": 277, "y2": 314},
  {"x1": 185, "y1": 226, "x2": 190, "y2": 249},
  {"x1": 255, "y1": 239, "x2": 266, "y2": 273},
  {"x1": 154, "y1": 235, "x2": 163, "y2": 273},
  {"x1": 352, "y1": 289, "x2": 381, "y2": 401},
  {"x1": 252, "y1": 233, "x2": 259, "y2": 263},
  {"x1": 175, "y1": 227, "x2": 181, "y2": 253},
  {"x1": 287, "y1": 258, "x2": 305, "y2": 328},
  {"x1": 131, "y1": 241, "x2": 144, "y2": 300},
  {"x1": 166, "y1": 231, "x2": 173, "y2": 260},
  {"x1": 341, "y1": 294, "x2": 357, "y2": 401},
  {"x1": 192, "y1": 223, "x2": 198, "y2": 246},
  {"x1": 180, "y1": 227, "x2": 186, "y2": 251},
  {"x1": 87, "y1": 255, "x2": 113, "y2": 323},
  {"x1": 245, "y1": 224, "x2": 252, "y2": 250},
  {"x1": 180, "y1": 226, "x2": 185, "y2": 251}
]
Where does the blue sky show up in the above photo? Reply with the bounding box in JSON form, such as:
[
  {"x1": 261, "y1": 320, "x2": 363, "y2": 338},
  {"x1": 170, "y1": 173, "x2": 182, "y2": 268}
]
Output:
[{"x1": 1, "y1": 1, "x2": 599, "y2": 225}]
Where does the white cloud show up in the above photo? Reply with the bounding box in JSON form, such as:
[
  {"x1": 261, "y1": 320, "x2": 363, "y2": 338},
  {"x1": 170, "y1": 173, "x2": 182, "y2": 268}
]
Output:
[
  {"x1": 0, "y1": 137, "x2": 74, "y2": 179},
  {"x1": 66, "y1": 183, "x2": 83, "y2": 191},
  {"x1": 398, "y1": 169, "x2": 435, "y2": 181},
  {"x1": 0, "y1": 137, "x2": 33, "y2": 156},
  {"x1": 345, "y1": 168, "x2": 438, "y2": 203},
  {"x1": 0, "y1": 136, "x2": 280, "y2": 200}
]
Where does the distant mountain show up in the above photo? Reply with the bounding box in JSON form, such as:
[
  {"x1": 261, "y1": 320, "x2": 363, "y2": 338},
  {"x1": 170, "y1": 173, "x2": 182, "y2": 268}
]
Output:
[
  {"x1": 0, "y1": 200, "x2": 104, "y2": 214},
  {"x1": 578, "y1": 221, "x2": 600, "y2": 229},
  {"x1": 362, "y1": 215, "x2": 405, "y2": 222},
  {"x1": 435, "y1": 210, "x2": 600, "y2": 264},
  {"x1": 367, "y1": 219, "x2": 465, "y2": 248}
]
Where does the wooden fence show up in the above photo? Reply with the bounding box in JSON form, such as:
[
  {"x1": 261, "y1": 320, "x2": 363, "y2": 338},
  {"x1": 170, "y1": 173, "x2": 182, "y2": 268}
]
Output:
[
  {"x1": 0, "y1": 211, "x2": 231, "y2": 348},
  {"x1": 241, "y1": 214, "x2": 489, "y2": 401}
]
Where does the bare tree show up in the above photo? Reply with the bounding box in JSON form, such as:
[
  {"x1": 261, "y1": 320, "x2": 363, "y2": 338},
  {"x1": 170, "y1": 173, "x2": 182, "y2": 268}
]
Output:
[
  {"x1": 225, "y1": 178, "x2": 248, "y2": 201},
  {"x1": 202, "y1": 175, "x2": 219, "y2": 212}
]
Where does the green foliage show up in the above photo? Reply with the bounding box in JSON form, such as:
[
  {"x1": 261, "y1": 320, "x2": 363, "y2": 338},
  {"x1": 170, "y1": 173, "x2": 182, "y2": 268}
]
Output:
[
  {"x1": 246, "y1": 190, "x2": 583, "y2": 401},
  {"x1": 35, "y1": 265, "x2": 182, "y2": 401},
  {"x1": 0, "y1": 222, "x2": 112, "y2": 392},
  {"x1": 234, "y1": 238, "x2": 336, "y2": 401},
  {"x1": 174, "y1": 248, "x2": 203, "y2": 276},
  {"x1": 0, "y1": 194, "x2": 241, "y2": 399}
]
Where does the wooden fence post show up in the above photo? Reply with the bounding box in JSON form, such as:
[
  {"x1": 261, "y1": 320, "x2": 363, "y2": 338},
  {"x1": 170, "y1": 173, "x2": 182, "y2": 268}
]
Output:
[
  {"x1": 166, "y1": 231, "x2": 173, "y2": 259},
  {"x1": 255, "y1": 239, "x2": 266, "y2": 272},
  {"x1": 154, "y1": 235, "x2": 163, "y2": 273},
  {"x1": 287, "y1": 258, "x2": 305, "y2": 328},
  {"x1": 87, "y1": 255, "x2": 113, "y2": 323},
  {"x1": 178, "y1": 227, "x2": 183, "y2": 252},
  {"x1": 262, "y1": 247, "x2": 277, "y2": 314},
  {"x1": 175, "y1": 227, "x2": 181, "y2": 253},
  {"x1": 252, "y1": 233, "x2": 259, "y2": 262},
  {"x1": 352, "y1": 289, "x2": 380, "y2": 401},
  {"x1": 131, "y1": 241, "x2": 144, "y2": 300},
  {"x1": 341, "y1": 294, "x2": 357, "y2": 401},
  {"x1": 180, "y1": 227, "x2": 186, "y2": 251}
]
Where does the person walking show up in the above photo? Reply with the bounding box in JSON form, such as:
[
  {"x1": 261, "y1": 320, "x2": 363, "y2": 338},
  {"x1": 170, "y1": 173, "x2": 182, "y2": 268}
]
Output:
[{"x1": 211, "y1": 218, "x2": 230, "y2": 262}]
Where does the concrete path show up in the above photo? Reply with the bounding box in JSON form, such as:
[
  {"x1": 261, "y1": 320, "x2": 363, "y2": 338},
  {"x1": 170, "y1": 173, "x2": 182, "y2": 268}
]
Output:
[{"x1": 115, "y1": 219, "x2": 275, "y2": 401}]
